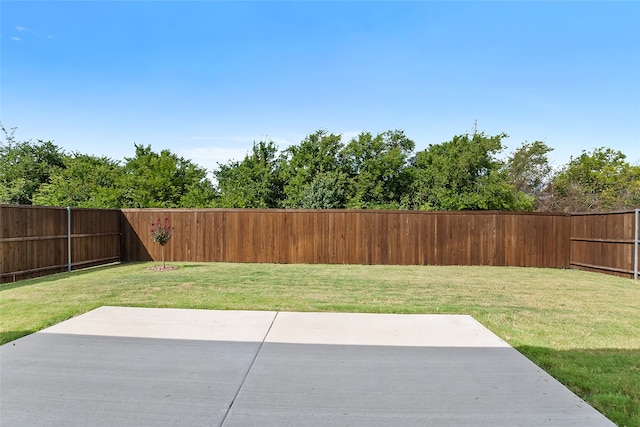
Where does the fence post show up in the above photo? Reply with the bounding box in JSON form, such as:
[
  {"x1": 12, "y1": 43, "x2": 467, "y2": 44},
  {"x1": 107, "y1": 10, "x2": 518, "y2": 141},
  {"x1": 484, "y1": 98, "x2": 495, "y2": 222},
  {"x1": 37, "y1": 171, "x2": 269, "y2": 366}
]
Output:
[
  {"x1": 67, "y1": 207, "x2": 72, "y2": 272},
  {"x1": 635, "y1": 208, "x2": 639, "y2": 281}
]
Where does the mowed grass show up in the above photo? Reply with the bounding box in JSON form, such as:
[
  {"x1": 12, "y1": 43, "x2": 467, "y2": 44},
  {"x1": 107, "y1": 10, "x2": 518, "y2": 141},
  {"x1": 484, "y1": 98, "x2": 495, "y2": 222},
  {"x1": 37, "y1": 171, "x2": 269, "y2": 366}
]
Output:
[{"x1": 1, "y1": 262, "x2": 639, "y2": 426}]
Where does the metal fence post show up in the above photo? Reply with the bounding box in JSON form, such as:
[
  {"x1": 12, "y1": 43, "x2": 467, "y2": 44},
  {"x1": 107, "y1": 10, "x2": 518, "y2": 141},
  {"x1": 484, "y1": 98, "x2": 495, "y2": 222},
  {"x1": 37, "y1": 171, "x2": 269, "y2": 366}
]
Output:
[
  {"x1": 634, "y1": 208, "x2": 639, "y2": 281},
  {"x1": 67, "y1": 206, "x2": 72, "y2": 272}
]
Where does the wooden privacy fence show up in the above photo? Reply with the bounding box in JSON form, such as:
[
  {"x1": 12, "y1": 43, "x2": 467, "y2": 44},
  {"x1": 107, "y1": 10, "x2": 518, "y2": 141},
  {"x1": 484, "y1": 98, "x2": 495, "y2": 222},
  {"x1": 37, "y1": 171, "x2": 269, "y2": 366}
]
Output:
[
  {"x1": 570, "y1": 209, "x2": 639, "y2": 279},
  {"x1": 122, "y1": 209, "x2": 572, "y2": 269},
  {"x1": 0, "y1": 205, "x2": 121, "y2": 283},
  {"x1": 3, "y1": 206, "x2": 638, "y2": 283}
]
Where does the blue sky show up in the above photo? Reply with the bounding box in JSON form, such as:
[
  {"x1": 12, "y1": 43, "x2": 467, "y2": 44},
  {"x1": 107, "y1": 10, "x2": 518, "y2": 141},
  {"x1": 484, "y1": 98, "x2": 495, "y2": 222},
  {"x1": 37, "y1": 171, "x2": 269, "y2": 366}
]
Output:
[{"x1": 2, "y1": 1, "x2": 639, "y2": 175}]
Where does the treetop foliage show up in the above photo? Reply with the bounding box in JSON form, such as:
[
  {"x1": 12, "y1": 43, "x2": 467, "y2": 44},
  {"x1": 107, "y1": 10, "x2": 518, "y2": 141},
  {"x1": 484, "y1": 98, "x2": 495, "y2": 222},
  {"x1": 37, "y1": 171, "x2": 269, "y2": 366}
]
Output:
[
  {"x1": 549, "y1": 148, "x2": 640, "y2": 212},
  {"x1": 1, "y1": 124, "x2": 66, "y2": 206},
  {"x1": 2, "y1": 123, "x2": 638, "y2": 212}
]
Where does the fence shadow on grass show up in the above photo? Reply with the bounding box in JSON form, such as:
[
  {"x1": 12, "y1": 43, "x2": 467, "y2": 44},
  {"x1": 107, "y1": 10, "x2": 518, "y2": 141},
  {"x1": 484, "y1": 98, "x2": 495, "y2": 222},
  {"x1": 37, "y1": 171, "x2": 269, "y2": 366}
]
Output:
[
  {"x1": 0, "y1": 263, "x2": 124, "y2": 292},
  {"x1": 516, "y1": 345, "x2": 640, "y2": 427}
]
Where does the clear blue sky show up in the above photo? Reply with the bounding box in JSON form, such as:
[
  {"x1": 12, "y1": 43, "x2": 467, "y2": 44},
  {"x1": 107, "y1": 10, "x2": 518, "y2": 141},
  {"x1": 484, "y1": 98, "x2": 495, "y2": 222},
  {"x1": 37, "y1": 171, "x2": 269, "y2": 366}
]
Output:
[{"x1": 2, "y1": 1, "x2": 639, "y2": 175}]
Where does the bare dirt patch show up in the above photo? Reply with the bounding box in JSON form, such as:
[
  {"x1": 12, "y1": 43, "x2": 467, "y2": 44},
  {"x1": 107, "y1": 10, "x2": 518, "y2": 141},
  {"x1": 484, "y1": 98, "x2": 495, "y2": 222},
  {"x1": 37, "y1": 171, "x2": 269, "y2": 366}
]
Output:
[{"x1": 146, "y1": 266, "x2": 179, "y2": 272}]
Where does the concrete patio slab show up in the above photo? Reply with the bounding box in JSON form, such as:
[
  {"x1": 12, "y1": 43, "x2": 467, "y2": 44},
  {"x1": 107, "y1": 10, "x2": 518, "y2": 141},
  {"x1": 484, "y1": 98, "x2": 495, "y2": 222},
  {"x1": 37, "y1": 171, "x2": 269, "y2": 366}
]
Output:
[
  {"x1": 1, "y1": 334, "x2": 259, "y2": 426},
  {"x1": 43, "y1": 306, "x2": 278, "y2": 342},
  {"x1": 0, "y1": 307, "x2": 615, "y2": 426},
  {"x1": 225, "y1": 312, "x2": 613, "y2": 426},
  {"x1": 1, "y1": 307, "x2": 277, "y2": 426},
  {"x1": 263, "y1": 312, "x2": 510, "y2": 347}
]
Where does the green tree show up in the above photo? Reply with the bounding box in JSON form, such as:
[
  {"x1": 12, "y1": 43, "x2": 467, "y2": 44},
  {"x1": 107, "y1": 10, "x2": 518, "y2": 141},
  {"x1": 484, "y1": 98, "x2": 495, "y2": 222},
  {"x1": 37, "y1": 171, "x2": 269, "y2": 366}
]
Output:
[
  {"x1": 280, "y1": 130, "x2": 346, "y2": 208},
  {"x1": 33, "y1": 154, "x2": 124, "y2": 208},
  {"x1": 0, "y1": 126, "x2": 66, "y2": 205},
  {"x1": 213, "y1": 140, "x2": 284, "y2": 208},
  {"x1": 342, "y1": 130, "x2": 415, "y2": 209},
  {"x1": 408, "y1": 132, "x2": 532, "y2": 211},
  {"x1": 299, "y1": 171, "x2": 349, "y2": 209},
  {"x1": 504, "y1": 141, "x2": 554, "y2": 211},
  {"x1": 550, "y1": 147, "x2": 640, "y2": 212},
  {"x1": 179, "y1": 179, "x2": 219, "y2": 208},
  {"x1": 119, "y1": 144, "x2": 215, "y2": 208}
]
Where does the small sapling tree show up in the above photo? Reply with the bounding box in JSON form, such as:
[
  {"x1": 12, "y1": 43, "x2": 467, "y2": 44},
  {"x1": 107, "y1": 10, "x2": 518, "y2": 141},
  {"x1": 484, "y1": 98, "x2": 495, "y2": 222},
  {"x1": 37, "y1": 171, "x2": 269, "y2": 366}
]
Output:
[{"x1": 151, "y1": 217, "x2": 173, "y2": 269}]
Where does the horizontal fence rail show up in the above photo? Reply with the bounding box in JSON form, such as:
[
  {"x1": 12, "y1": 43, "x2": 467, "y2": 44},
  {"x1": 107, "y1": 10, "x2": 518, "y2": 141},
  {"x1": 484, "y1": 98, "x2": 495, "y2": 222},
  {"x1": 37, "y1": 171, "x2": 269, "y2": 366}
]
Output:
[
  {"x1": 0, "y1": 205, "x2": 121, "y2": 283},
  {"x1": 122, "y1": 209, "x2": 572, "y2": 269}
]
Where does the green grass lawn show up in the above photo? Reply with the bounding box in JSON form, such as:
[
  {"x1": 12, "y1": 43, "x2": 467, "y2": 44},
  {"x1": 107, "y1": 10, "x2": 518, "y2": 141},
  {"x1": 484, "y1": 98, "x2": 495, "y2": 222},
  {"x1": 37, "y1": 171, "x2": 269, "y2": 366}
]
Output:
[{"x1": 1, "y1": 262, "x2": 639, "y2": 426}]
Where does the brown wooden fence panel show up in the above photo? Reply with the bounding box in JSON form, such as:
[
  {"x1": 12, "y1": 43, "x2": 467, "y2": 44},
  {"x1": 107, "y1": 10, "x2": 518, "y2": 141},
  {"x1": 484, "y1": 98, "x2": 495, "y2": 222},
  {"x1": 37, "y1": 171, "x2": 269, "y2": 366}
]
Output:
[
  {"x1": 1, "y1": 205, "x2": 121, "y2": 283},
  {"x1": 1, "y1": 205, "x2": 67, "y2": 282},
  {"x1": 70, "y1": 208, "x2": 121, "y2": 269},
  {"x1": 7, "y1": 207, "x2": 637, "y2": 283},
  {"x1": 570, "y1": 210, "x2": 636, "y2": 278},
  {"x1": 121, "y1": 209, "x2": 571, "y2": 268}
]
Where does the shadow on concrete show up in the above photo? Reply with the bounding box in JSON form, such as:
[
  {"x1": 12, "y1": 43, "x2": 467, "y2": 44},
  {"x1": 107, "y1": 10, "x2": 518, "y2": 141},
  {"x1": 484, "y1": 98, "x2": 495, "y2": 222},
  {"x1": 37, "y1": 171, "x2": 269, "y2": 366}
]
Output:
[
  {"x1": 1, "y1": 333, "x2": 617, "y2": 427},
  {"x1": 0, "y1": 331, "x2": 35, "y2": 346}
]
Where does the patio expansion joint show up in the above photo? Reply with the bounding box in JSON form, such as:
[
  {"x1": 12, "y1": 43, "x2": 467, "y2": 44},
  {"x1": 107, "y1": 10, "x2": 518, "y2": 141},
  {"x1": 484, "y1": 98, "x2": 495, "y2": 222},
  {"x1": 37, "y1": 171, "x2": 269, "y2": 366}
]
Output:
[{"x1": 219, "y1": 311, "x2": 279, "y2": 427}]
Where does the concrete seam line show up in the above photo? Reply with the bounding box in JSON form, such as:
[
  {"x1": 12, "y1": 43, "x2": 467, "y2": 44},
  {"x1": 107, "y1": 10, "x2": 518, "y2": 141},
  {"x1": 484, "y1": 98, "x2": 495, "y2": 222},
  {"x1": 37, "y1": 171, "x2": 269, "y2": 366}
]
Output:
[{"x1": 219, "y1": 311, "x2": 279, "y2": 427}]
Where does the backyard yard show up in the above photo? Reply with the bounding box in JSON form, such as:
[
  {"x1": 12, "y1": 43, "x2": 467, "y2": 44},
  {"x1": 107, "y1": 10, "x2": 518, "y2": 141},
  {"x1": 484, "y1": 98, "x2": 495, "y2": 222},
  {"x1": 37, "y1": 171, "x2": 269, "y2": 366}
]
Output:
[{"x1": 1, "y1": 262, "x2": 638, "y2": 426}]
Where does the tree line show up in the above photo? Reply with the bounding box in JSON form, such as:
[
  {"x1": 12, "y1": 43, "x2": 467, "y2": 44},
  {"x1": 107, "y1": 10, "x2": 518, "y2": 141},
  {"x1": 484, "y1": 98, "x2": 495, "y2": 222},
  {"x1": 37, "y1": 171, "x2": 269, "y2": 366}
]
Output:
[{"x1": 1, "y1": 125, "x2": 638, "y2": 212}]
